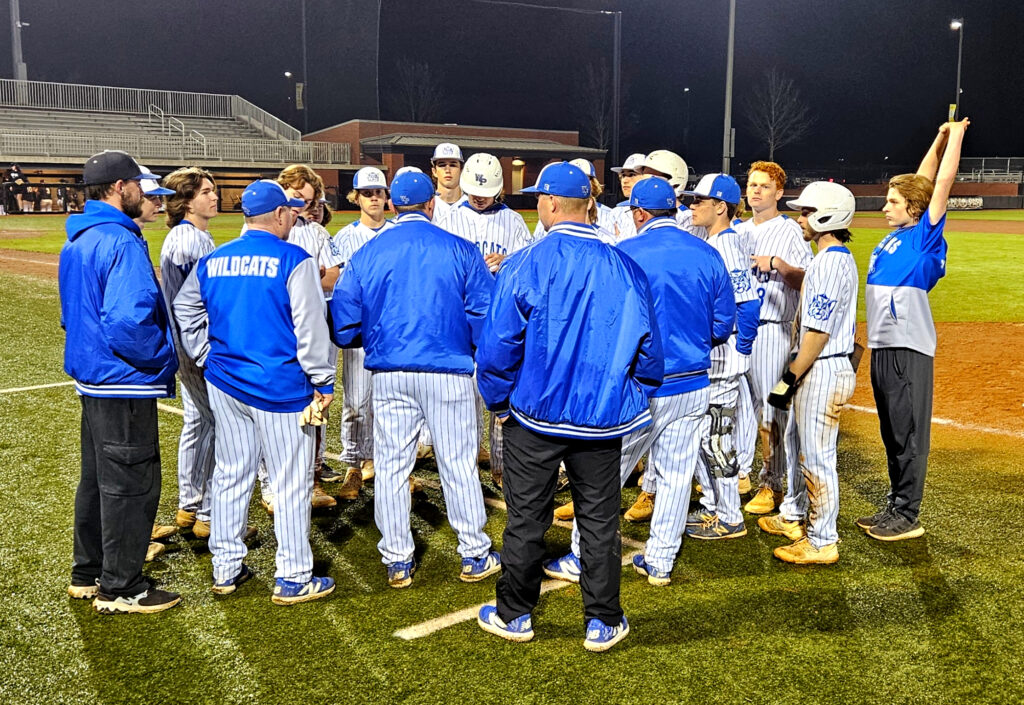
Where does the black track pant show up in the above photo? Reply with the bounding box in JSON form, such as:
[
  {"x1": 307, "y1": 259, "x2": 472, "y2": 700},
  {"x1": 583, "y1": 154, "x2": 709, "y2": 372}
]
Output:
[
  {"x1": 870, "y1": 347, "x2": 934, "y2": 522},
  {"x1": 496, "y1": 417, "x2": 623, "y2": 628}
]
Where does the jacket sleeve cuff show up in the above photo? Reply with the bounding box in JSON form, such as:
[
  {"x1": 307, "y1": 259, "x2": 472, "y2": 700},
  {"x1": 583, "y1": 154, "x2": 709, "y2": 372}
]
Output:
[
  {"x1": 488, "y1": 402, "x2": 510, "y2": 415},
  {"x1": 315, "y1": 384, "x2": 334, "y2": 395}
]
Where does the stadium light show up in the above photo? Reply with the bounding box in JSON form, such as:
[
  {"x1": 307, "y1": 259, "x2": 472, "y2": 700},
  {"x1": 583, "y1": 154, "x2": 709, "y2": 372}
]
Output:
[{"x1": 951, "y1": 18, "x2": 964, "y2": 119}]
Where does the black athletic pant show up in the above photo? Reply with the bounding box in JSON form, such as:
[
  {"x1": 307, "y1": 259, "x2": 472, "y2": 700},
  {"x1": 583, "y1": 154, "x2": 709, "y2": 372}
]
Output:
[
  {"x1": 72, "y1": 396, "x2": 162, "y2": 597},
  {"x1": 870, "y1": 347, "x2": 934, "y2": 522},
  {"x1": 496, "y1": 418, "x2": 623, "y2": 628}
]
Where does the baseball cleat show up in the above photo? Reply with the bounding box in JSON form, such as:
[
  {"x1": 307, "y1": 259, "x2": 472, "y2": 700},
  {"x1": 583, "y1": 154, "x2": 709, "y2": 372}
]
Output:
[
  {"x1": 632, "y1": 554, "x2": 671, "y2": 587},
  {"x1": 318, "y1": 462, "x2": 344, "y2": 483},
  {"x1": 415, "y1": 444, "x2": 434, "y2": 461},
  {"x1": 387, "y1": 560, "x2": 416, "y2": 589},
  {"x1": 686, "y1": 507, "x2": 716, "y2": 527},
  {"x1": 757, "y1": 513, "x2": 806, "y2": 541},
  {"x1": 175, "y1": 509, "x2": 197, "y2": 528},
  {"x1": 271, "y1": 576, "x2": 335, "y2": 605},
  {"x1": 360, "y1": 459, "x2": 375, "y2": 482},
  {"x1": 192, "y1": 520, "x2": 211, "y2": 539},
  {"x1": 552, "y1": 501, "x2": 575, "y2": 521},
  {"x1": 542, "y1": 552, "x2": 581, "y2": 583},
  {"x1": 744, "y1": 486, "x2": 785, "y2": 515},
  {"x1": 478, "y1": 446, "x2": 491, "y2": 464},
  {"x1": 93, "y1": 588, "x2": 181, "y2": 615},
  {"x1": 624, "y1": 491, "x2": 655, "y2": 522},
  {"x1": 555, "y1": 463, "x2": 570, "y2": 492},
  {"x1": 460, "y1": 551, "x2": 502, "y2": 582},
  {"x1": 866, "y1": 512, "x2": 925, "y2": 541},
  {"x1": 312, "y1": 483, "x2": 337, "y2": 510},
  {"x1": 855, "y1": 504, "x2": 894, "y2": 531},
  {"x1": 337, "y1": 467, "x2": 363, "y2": 501},
  {"x1": 68, "y1": 579, "x2": 99, "y2": 599},
  {"x1": 212, "y1": 564, "x2": 253, "y2": 595},
  {"x1": 145, "y1": 542, "x2": 165, "y2": 562},
  {"x1": 409, "y1": 476, "x2": 424, "y2": 494},
  {"x1": 738, "y1": 474, "x2": 752, "y2": 495},
  {"x1": 583, "y1": 616, "x2": 630, "y2": 652},
  {"x1": 151, "y1": 522, "x2": 178, "y2": 540},
  {"x1": 477, "y1": 605, "x2": 534, "y2": 643},
  {"x1": 773, "y1": 537, "x2": 838, "y2": 564},
  {"x1": 686, "y1": 516, "x2": 747, "y2": 540}
]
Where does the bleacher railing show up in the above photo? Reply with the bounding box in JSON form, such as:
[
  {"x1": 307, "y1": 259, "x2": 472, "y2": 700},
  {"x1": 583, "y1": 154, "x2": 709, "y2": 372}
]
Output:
[
  {"x1": 957, "y1": 157, "x2": 1024, "y2": 183},
  {"x1": 0, "y1": 79, "x2": 300, "y2": 142},
  {"x1": 0, "y1": 129, "x2": 350, "y2": 165}
]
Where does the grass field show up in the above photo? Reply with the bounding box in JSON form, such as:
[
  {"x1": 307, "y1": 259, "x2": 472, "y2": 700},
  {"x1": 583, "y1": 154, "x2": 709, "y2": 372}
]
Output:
[{"x1": 2, "y1": 212, "x2": 1023, "y2": 704}]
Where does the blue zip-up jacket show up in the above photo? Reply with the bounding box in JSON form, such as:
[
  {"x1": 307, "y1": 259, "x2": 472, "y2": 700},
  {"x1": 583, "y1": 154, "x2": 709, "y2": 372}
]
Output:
[
  {"x1": 477, "y1": 221, "x2": 664, "y2": 439},
  {"x1": 172, "y1": 229, "x2": 336, "y2": 413},
  {"x1": 329, "y1": 212, "x2": 493, "y2": 373},
  {"x1": 58, "y1": 200, "x2": 177, "y2": 398},
  {"x1": 618, "y1": 217, "x2": 736, "y2": 397}
]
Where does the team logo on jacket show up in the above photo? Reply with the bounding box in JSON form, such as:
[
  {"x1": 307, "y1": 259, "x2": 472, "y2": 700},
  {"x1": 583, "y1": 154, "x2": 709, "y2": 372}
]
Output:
[
  {"x1": 808, "y1": 294, "x2": 837, "y2": 321},
  {"x1": 729, "y1": 268, "x2": 751, "y2": 293}
]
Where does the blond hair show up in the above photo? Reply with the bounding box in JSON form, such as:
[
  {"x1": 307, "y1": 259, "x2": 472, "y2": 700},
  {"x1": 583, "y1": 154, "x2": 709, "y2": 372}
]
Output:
[{"x1": 889, "y1": 173, "x2": 934, "y2": 221}]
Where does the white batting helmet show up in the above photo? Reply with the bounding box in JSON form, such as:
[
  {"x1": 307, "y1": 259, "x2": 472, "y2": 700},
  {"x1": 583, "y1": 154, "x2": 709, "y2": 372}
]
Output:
[
  {"x1": 786, "y1": 182, "x2": 856, "y2": 232},
  {"x1": 568, "y1": 158, "x2": 597, "y2": 178},
  {"x1": 460, "y1": 153, "x2": 503, "y2": 198},
  {"x1": 642, "y1": 150, "x2": 689, "y2": 196}
]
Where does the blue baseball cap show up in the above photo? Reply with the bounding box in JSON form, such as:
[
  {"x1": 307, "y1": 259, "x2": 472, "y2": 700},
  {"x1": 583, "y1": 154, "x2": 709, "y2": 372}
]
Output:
[
  {"x1": 521, "y1": 162, "x2": 591, "y2": 198},
  {"x1": 682, "y1": 173, "x2": 741, "y2": 205},
  {"x1": 629, "y1": 177, "x2": 676, "y2": 210},
  {"x1": 390, "y1": 171, "x2": 434, "y2": 206},
  {"x1": 241, "y1": 179, "x2": 306, "y2": 216}
]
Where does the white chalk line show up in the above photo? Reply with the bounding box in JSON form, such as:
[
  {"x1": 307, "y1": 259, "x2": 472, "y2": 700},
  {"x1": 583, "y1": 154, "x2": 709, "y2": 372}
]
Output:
[
  {"x1": 0, "y1": 380, "x2": 74, "y2": 394},
  {"x1": 846, "y1": 404, "x2": 1024, "y2": 439},
  {"x1": 0, "y1": 253, "x2": 58, "y2": 267}
]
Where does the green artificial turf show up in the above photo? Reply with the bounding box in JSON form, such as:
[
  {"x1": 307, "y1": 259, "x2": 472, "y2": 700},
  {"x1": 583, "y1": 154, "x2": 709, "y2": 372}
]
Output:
[{"x1": 1, "y1": 268, "x2": 1023, "y2": 704}]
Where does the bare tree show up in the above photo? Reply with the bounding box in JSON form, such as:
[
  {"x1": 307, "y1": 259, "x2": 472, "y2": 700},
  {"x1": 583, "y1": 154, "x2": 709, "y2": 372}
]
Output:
[
  {"x1": 742, "y1": 68, "x2": 817, "y2": 160},
  {"x1": 574, "y1": 61, "x2": 615, "y2": 150},
  {"x1": 386, "y1": 61, "x2": 446, "y2": 123}
]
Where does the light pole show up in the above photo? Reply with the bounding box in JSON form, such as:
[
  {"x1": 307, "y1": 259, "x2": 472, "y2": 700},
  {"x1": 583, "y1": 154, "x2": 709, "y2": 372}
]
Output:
[
  {"x1": 284, "y1": 71, "x2": 295, "y2": 127},
  {"x1": 683, "y1": 87, "x2": 691, "y2": 153},
  {"x1": 722, "y1": 0, "x2": 736, "y2": 174},
  {"x1": 950, "y1": 18, "x2": 964, "y2": 120}
]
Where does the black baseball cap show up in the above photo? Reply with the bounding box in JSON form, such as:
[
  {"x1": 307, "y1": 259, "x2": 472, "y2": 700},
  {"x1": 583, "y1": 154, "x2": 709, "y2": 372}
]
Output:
[{"x1": 82, "y1": 150, "x2": 148, "y2": 185}]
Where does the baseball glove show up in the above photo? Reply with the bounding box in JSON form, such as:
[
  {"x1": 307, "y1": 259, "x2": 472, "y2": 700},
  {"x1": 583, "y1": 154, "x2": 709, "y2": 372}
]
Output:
[
  {"x1": 299, "y1": 398, "x2": 326, "y2": 427},
  {"x1": 768, "y1": 370, "x2": 800, "y2": 410},
  {"x1": 700, "y1": 405, "x2": 739, "y2": 479}
]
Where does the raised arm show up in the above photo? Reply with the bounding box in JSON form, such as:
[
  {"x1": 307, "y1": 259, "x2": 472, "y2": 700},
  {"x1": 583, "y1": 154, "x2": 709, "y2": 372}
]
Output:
[
  {"x1": 916, "y1": 123, "x2": 951, "y2": 181},
  {"x1": 928, "y1": 118, "x2": 970, "y2": 225}
]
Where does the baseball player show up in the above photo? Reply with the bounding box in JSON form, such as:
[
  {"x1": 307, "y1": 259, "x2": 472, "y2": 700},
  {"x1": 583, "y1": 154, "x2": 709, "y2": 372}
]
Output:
[
  {"x1": 330, "y1": 167, "x2": 395, "y2": 498},
  {"x1": 732, "y1": 161, "x2": 814, "y2": 514},
  {"x1": 532, "y1": 158, "x2": 616, "y2": 243},
  {"x1": 608, "y1": 153, "x2": 645, "y2": 242},
  {"x1": 431, "y1": 142, "x2": 467, "y2": 229},
  {"x1": 543, "y1": 177, "x2": 735, "y2": 587},
  {"x1": 61, "y1": 150, "x2": 180, "y2": 613},
  {"x1": 680, "y1": 174, "x2": 759, "y2": 541},
  {"x1": 476, "y1": 161, "x2": 663, "y2": 653},
  {"x1": 758, "y1": 181, "x2": 858, "y2": 565},
  {"x1": 329, "y1": 170, "x2": 500, "y2": 589},
  {"x1": 173, "y1": 179, "x2": 336, "y2": 603},
  {"x1": 858, "y1": 119, "x2": 969, "y2": 541}
]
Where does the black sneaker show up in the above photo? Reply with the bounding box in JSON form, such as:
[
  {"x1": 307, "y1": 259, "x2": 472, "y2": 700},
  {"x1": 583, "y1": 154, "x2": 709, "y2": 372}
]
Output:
[
  {"x1": 855, "y1": 503, "x2": 893, "y2": 531},
  {"x1": 319, "y1": 462, "x2": 344, "y2": 482},
  {"x1": 93, "y1": 588, "x2": 181, "y2": 614},
  {"x1": 867, "y1": 512, "x2": 925, "y2": 541}
]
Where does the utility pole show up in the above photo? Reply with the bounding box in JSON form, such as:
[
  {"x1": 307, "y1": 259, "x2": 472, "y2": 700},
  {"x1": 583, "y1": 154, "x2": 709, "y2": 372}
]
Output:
[
  {"x1": 611, "y1": 10, "x2": 622, "y2": 172},
  {"x1": 10, "y1": 0, "x2": 28, "y2": 81},
  {"x1": 301, "y1": 0, "x2": 309, "y2": 135},
  {"x1": 722, "y1": 0, "x2": 736, "y2": 174}
]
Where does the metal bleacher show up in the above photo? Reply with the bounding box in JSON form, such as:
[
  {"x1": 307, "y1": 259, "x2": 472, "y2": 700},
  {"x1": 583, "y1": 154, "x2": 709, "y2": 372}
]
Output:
[{"x1": 0, "y1": 79, "x2": 350, "y2": 167}]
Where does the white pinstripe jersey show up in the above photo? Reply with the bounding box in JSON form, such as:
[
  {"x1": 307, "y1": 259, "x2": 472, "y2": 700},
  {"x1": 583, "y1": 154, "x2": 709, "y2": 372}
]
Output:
[
  {"x1": 706, "y1": 227, "x2": 758, "y2": 378},
  {"x1": 160, "y1": 220, "x2": 215, "y2": 357},
  {"x1": 432, "y1": 193, "x2": 468, "y2": 230},
  {"x1": 800, "y1": 245, "x2": 858, "y2": 358},
  {"x1": 445, "y1": 202, "x2": 530, "y2": 258},
  {"x1": 532, "y1": 202, "x2": 617, "y2": 245},
  {"x1": 332, "y1": 219, "x2": 396, "y2": 264},
  {"x1": 734, "y1": 214, "x2": 812, "y2": 323},
  {"x1": 287, "y1": 216, "x2": 344, "y2": 270}
]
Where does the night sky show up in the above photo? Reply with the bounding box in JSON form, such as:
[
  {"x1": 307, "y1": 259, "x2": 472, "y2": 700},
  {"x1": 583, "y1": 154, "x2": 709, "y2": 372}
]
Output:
[{"x1": 1, "y1": 0, "x2": 1021, "y2": 174}]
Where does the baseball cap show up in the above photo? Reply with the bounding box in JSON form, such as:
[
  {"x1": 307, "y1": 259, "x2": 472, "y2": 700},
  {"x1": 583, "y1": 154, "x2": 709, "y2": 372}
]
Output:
[
  {"x1": 611, "y1": 153, "x2": 646, "y2": 174},
  {"x1": 568, "y1": 158, "x2": 596, "y2": 178},
  {"x1": 138, "y1": 166, "x2": 174, "y2": 196},
  {"x1": 241, "y1": 179, "x2": 306, "y2": 216},
  {"x1": 394, "y1": 166, "x2": 423, "y2": 177},
  {"x1": 521, "y1": 162, "x2": 591, "y2": 199},
  {"x1": 390, "y1": 171, "x2": 434, "y2": 206},
  {"x1": 682, "y1": 173, "x2": 741, "y2": 205},
  {"x1": 352, "y1": 166, "x2": 388, "y2": 190},
  {"x1": 629, "y1": 177, "x2": 676, "y2": 210},
  {"x1": 82, "y1": 150, "x2": 149, "y2": 185},
  {"x1": 431, "y1": 143, "x2": 464, "y2": 162}
]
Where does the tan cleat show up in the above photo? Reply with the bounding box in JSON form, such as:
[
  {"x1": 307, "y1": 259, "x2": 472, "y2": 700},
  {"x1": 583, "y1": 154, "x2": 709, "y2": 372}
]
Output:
[
  {"x1": 738, "y1": 475, "x2": 752, "y2": 495},
  {"x1": 145, "y1": 542, "x2": 165, "y2": 562},
  {"x1": 193, "y1": 520, "x2": 257, "y2": 542},
  {"x1": 773, "y1": 537, "x2": 838, "y2": 565},
  {"x1": 745, "y1": 486, "x2": 785, "y2": 515},
  {"x1": 694, "y1": 482, "x2": 704, "y2": 495},
  {"x1": 553, "y1": 501, "x2": 575, "y2": 521},
  {"x1": 175, "y1": 509, "x2": 197, "y2": 528},
  {"x1": 338, "y1": 467, "x2": 363, "y2": 501},
  {"x1": 151, "y1": 522, "x2": 178, "y2": 540},
  {"x1": 757, "y1": 513, "x2": 806, "y2": 541},
  {"x1": 416, "y1": 444, "x2": 434, "y2": 461},
  {"x1": 410, "y1": 476, "x2": 424, "y2": 494},
  {"x1": 68, "y1": 581, "x2": 99, "y2": 599},
  {"x1": 312, "y1": 483, "x2": 338, "y2": 509},
  {"x1": 361, "y1": 459, "x2": 375, "y2": 481},
  {"x1": 478, "y1": 446, "x2": 491, "y2": 464},
  {"x1": 624, "y1": 491, "x2": 655, "y2": 523}
]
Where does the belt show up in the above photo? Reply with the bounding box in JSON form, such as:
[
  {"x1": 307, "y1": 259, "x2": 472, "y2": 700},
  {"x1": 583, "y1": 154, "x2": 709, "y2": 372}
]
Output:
[
  {"x1": 817, "y1": 352, "x2": 852, "y2": 361},
  {"x1": 664, "y1": 369, "x2": 707, "y2": 380},
  {"x1": 758, "y1": 319, "x2": 789, "y2": 326}
]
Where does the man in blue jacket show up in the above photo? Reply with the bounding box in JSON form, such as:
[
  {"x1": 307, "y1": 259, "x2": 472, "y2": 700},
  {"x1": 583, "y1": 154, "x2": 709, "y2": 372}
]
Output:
[
  {"x1": 330, "y1": 170, "x2": 500, "y2": 590},
  {"x1": 59, "y1": 150, "x2": 180, "y2": 614},
  {"x1": 475, "y1": 162, "x2": 664, "y2": 653}
]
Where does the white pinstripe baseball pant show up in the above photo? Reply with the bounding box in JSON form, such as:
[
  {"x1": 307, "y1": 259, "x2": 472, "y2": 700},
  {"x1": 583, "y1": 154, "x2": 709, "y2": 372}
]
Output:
[
  {"x1": 571, "y1": 387, "x2": 709, "y2": 568},
  {"x1": 207, "y1": 383, "x2": 315, "y2": 583},
  {"x1": 177, "y1": 364, "x2": 215, "y2": 521},
  {"x1": 372, "y1": 370, "x2": 491, "y2": 565},
  {"x1": 777, "y1": 357, "x2": 855, "y2": 548},
  {"x1": 694, "y1": 374, "x2": 743, "y2": 524},
  {"x1": 340, "y1": 346, "x2": 373, "y2": 464}
]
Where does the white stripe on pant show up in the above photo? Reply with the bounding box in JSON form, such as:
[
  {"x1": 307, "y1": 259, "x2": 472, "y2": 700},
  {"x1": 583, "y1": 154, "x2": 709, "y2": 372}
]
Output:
[
  {"x1": 694, "y1": 374, "x2": 743, "y2": 524},
  {"x1": 372, "y1": 370, "x2": 491, "y2": 565},
  {"x1": 341, "y1": 346, "x2": 374, "y2": 464},
  {"x1": 777, "y1": 357, "x2": 855, "y2": 548},
  {"x1": 177, "y1": 365, "x2": 215, "y2": 521},
  {"x1": 571, "y1": 388, "x2": 709, "y2": 572},
  {"x1": 207, "y1": 383, "x2": 315, "y2": 583}
]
